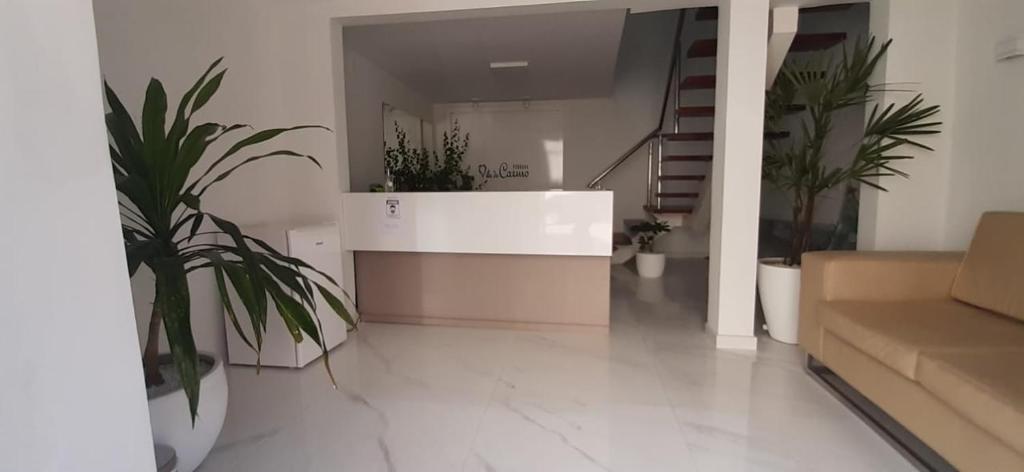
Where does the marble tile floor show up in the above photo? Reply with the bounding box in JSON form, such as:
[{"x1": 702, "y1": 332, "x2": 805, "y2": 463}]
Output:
[{"x1": 198, "y1": 259, "x2": 915, "y2": 472}]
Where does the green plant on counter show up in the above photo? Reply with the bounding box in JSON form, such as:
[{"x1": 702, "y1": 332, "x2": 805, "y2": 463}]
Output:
[
  {"x1": 763, "y1": 37, "x2": 942, "y2": 266},
  {"x1": 106, "y1": 58, "x2": 357, "y2": 424},
  {"x1": 630, "y1": 220, "x2": 671, "y2": 253},
  {"x1": 384, "y1": 121, "x2": 483, "y2": 191}
]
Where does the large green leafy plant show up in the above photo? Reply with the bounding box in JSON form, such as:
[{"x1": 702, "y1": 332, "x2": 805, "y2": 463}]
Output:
[
  {"x1": 107, "y1": 58, "x2": 357, "y2": 423},
  {"x1": 764, "y1": 37, "x2": 942, "y2": 266},
  {"x1": 383, "y1": 121, "x2": 481, "y2": 191}
]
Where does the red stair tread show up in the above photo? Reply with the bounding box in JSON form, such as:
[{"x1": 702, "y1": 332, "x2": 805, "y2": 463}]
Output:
[
  {"x1": 662, "y1": 155, "x2": 712, "y2": 162},
  {"x1": 662, "y1": 131, "x2": 787, "y2": 141},
  {"x1": 680, "y1": 75, "x2": 716, "y2": 90},
  {"x1": 801, "y1": 4, "x2": 855, "y2": 14},
  {"x1": 689, "y1": 33, "x2": 846, "y2": 58},
  {"x1": 687, "y1": 39, "x2": 717, "y2": 58},
  {"x1": 790, "y1": 33, "x2": 847, "y2": 52},
  {"x1": 697, "y1": 4, "x2": 849, "y2": 22},
  {"x1": 663, "y1": 132, "x2": 714, "y2": 142},
  {"x1": 645, "y1": 205, "x2": 695, "y2": 214},
  {"x1": 656, "y1": 192, "x2": 699, "y2": 198},
  {"x1": 695, "y1": 7, "x2": 718, "y2": 21},
  {"x1": 659, "y1": 175, "x2": 706, "y2": 181},
  {"x1": 696, "y1": 3, "x2": 847, "y2": 22},
  {"x1": 677, "y1": 106, "x2": 715, "y2": 117}
]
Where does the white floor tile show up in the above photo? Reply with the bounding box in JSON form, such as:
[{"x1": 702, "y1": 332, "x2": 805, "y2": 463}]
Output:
[{"x1": 198, "y1": 259, "x2": 913, "y2": 472}]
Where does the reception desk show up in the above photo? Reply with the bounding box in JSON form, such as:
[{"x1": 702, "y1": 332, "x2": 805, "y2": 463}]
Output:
[{"x1": 341, "y1": 191, "x2": 613, "y2": 331}]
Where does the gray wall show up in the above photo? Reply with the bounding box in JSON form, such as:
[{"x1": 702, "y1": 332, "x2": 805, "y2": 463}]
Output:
[{"x1": 343, "y1": 44, "x2": 434, "y2": 192}]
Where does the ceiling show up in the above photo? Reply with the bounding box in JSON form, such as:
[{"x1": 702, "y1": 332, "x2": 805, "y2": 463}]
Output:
[{"x1": 343, "y1": 9, "x2": 628, "y2": 103}]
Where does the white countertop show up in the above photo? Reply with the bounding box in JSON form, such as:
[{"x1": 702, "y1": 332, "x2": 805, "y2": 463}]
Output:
[{"x1": 340, "y1": 191, "x2": 613, "y2": 257}]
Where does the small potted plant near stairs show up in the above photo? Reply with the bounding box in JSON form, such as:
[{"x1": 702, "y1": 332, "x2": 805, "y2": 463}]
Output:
[
  {"x1": 106, "y1": 58, "x2": 358, "y2": 471},
  {"x1": 758, "y1": 37, "x2": 941, "y2": 344},
  {"x1": 631, "y1": 219, "x2": 671, "y2": 278}
]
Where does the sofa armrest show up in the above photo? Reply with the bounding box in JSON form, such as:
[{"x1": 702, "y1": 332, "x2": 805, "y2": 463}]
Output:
[{"x1": 798, "y1": 251, "x2": 963, "y2": 359}]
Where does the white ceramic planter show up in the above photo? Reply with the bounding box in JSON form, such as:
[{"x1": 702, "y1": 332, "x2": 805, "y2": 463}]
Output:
[
  {"x1": 757, "y1": 258, "x2": 801, "y2": 344},
  {"x1": 636, "y1": 252, "x2": 666, "y2": 278},
  {"x1": 147, "y1": 353, "x2": 228, "y2": 472}
]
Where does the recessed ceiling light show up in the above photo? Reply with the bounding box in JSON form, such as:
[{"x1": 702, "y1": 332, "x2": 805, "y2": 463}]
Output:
[{"x1": 489, "y1": 61, "x2": 529, "y2": 70}]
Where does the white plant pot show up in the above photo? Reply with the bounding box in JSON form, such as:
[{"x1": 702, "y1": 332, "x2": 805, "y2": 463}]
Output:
[
  {"x1": 757, "y1": 258, "x2": 801, "y2": 344},
  {"x1": 636, "y1": 252, "x2": 666, "y2": 278},
  {"x1": 147, "y1": 353, "x2": 228, "y2": 472}
]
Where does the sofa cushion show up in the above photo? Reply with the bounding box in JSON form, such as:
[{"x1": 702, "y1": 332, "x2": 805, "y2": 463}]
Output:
[
  {"x1": 917, "y1": 350, "x2": 1024, "y2": 455},
  {"x1": 951, "y1": 212, "x2": 1024, "y2": 322},
  {"x1": 819, "y1": 300, "x2": 1024, "y2": 379}
]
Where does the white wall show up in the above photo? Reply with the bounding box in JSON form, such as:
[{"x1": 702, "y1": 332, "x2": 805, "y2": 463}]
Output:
[
  {"x1": 428, "y1": 11, "x2": 678, "y2": 227},
  {"x1": 435, "y1": 101, "x2": 566, "y2": 190},
  {"x1": 93, "y1": 0, "x2": 347, "y2": 357},
  {"x1": 564, "y1": 10, "x2": 679, "y2": 230},
  {"x1": 91, "y1": 0, "x2": 692, "y2": 355},
  {"x1": 707, "y1": 0, "x2": 769, "y2": 350},
  {"x1": 861, "y1": 0, "x2": 1024, "y2": 250},
  {"x1": 344, "y1": 46, "x2": 434, "y2": 192},
  {"x1": 943, "y1": 0, "x2": 1024, "y2": 248},
  {"x1": 0, "y1": 1, "x2": 155, "y2": 471},
  {"x1": 859, "y1": 0, "x2": 959, "y2": 251}
]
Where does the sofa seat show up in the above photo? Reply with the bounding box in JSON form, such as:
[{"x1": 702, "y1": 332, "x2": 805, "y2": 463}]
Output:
[
  {"x1": 917, "y1": 349, "x2": 1024, "y2": 455},
  {"x1": 819, "y1": 300, "x2": 1024, "y2": 380}
]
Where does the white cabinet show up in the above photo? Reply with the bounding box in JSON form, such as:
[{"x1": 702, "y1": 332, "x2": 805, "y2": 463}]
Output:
[{"x1": 219, "y1": 223, "x2": 349, "y2": 368}]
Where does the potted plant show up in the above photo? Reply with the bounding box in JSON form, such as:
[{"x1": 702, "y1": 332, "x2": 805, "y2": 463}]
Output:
[
  {"x1": 630, "y1": 219, "x2": 671, "y2": 278},
  {"x1": 106, "y1": 58, "x2": 357, "y2": 471},
  {"x1": 383, "y1": 121, "x2": 483, "y2": 191},
  {"x1": 758, "y1": 37, "x2": 941, "y2": 344}
]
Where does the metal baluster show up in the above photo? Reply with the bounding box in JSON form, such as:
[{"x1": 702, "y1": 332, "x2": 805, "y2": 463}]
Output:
[
  {"x1": 674, "y1": 32, "x2": 682, "y2": 134},
  {"x1": 657, "y1": 136, "x2": 664, "y2": 208},
  {"x1": 646, "y1": 140, "x2": 655, "y2": 207}
]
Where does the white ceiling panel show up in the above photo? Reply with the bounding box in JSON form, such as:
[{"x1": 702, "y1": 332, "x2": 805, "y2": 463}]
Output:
[{"x1": 343, "y1": 9, "x2": 628, "y2": 103}]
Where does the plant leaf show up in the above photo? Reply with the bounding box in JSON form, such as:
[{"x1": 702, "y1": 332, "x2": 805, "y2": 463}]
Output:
[
  {"x1": 221, "y1": 263, "x2": 265, "y2": 352},
  {"x1": 141, "y1": 79, "x2": 169, "y2": 166},
  {"x1": 154, "y1": 260, "x2": 200, "y2": 424},
  {"x1": 167, "y1": 58, "x2": 224, "y2": 147},
  {"x1": 211, "y1": 260, "x2": 255, "y2": 351},
  {"x1": 188, "y1": 125, "x2": 330, "y2": 191},
  {"x1": 191, "y1": 70, "x2": 226, "y2": 115},
  {"x1": 316, "y1": 283, "x2": 358, "y2": 329},
  {"x1": 196, "y1": 150, "x2": 321, "y2": 197}
]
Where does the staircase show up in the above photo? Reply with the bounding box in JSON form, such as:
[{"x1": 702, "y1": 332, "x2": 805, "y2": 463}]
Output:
[{"x1": 587, "y1": 4, "x2": 854, "y2": 229}]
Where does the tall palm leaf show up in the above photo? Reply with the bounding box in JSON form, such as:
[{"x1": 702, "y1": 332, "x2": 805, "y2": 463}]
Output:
[
  {"x1": 107, "y1": 58, "x2": 358, "y2": 424},
  {"x1": 763, "y1": 37, "x2": 942, "y2": 265}
]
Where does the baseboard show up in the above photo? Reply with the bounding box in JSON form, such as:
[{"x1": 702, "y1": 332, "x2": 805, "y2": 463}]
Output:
[
  {"x1": 665, "y1": 252, "x2": 710, "y2": 259},
  {"x1": 714, "y1": 334, "x2": 758, "y2": 350},
  {"x1": 806, "y1": 356, "x2": 956, "y2": 472},
  {"x1": 361, "y1": 313, "x2": 609, "y2": 333}
]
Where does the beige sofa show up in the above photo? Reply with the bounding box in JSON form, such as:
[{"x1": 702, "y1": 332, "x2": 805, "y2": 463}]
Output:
[{"x1": 799, "y1": 212, "x2": 1024, "y2": 471}]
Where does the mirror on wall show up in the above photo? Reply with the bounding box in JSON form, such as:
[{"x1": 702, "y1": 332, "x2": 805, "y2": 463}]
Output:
[{"x1": 382, "y1": 103, "x2": 433, "y2": 152}]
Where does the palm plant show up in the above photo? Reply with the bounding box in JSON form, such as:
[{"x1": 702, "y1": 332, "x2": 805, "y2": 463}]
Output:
[
  {"x1": 107, "y1": 58, "x2": 357, "y2": 423},
  {"x1": 630, "y1": 220, "x2": 671, "y2": 253},
  {"x1": 764, "y1": 37, "x2": 942, "y2": 266}
]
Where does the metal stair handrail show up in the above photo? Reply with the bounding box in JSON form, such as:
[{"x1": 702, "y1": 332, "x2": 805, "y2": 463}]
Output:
[{"x1": 586, "y1": 10, "x2": 686, "y2": 190}]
